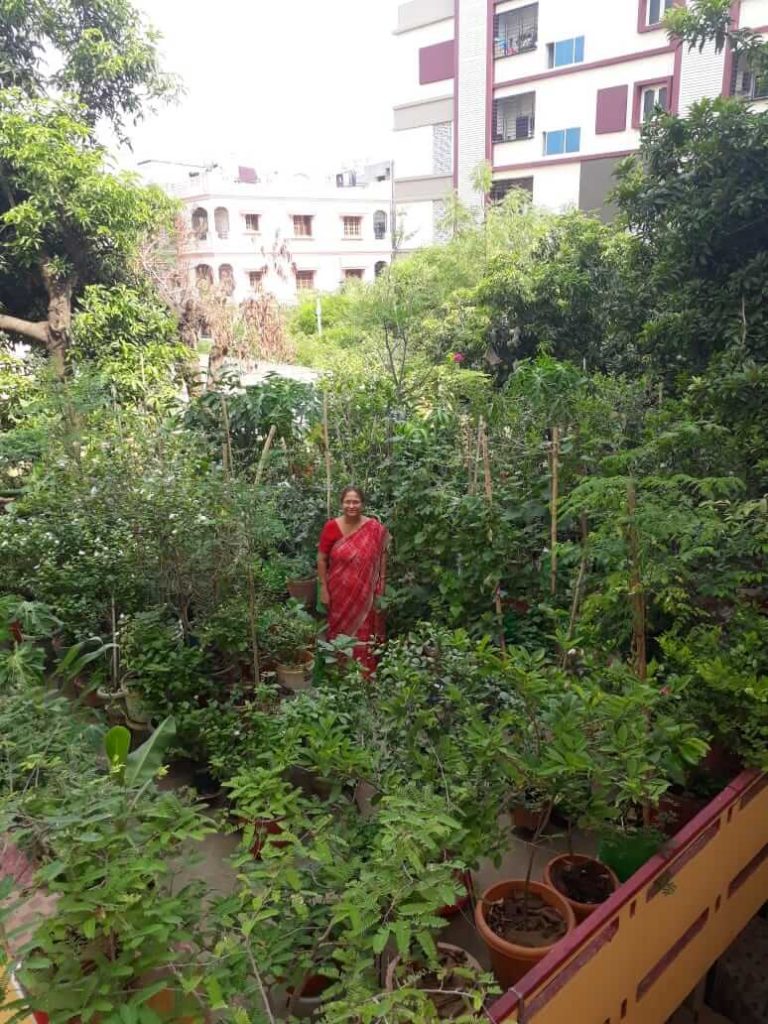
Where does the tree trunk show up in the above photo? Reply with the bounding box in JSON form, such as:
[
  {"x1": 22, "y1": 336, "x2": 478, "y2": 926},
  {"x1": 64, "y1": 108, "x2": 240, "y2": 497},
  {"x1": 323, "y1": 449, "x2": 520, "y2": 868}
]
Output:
[
  {"x1": 41, "y1": 263, "x2": 74, "y2": 380},
  {"x1": 178, "y1": 299, "x2": 203, "y2": 397}
]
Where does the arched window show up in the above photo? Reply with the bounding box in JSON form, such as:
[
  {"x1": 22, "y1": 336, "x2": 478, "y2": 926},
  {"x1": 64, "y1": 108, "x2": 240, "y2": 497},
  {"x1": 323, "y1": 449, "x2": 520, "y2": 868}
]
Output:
[
  {"x1": 191, "y1": 207, "x2": 208, "y2": 240},
  {"x1": 214, "y1": 207, "x2": 230, "y2": 239},
  {"x1": 218, "y1": 264, "x2": 235, "y2": 295},
  {"x1": 373, "y1": 210, "x2": 387, "y2": 240},
  {"x1": 195, "y1": 264, "x2": 213, "y2": 287},
  {"x1": 374, "y1": 261, "x2": 388, "y2": 278}
]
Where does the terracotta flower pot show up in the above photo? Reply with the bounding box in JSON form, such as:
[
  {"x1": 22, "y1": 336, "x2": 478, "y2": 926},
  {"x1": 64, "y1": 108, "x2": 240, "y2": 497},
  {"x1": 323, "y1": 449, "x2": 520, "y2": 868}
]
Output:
[
  {"x1": 286, "y1": 973, "x2": 334, "y2": 1019},
  {"x1": 437, "y1": 868, "x2": 474, "y2": 919},
  {"x1": 474, "y1": 879, "x2": 576, "y2": 989},
  {"x1": 385, "y1": 942, "x2": 483, "y2": 1019},
  {"x1": 543, "y1": 853, "x2": 619, "y2": 922},
  {"x1": 247, "y1": 817, "x2": 288, "y2": 859},
  {"x1": 287, "y1": 578, "x2": 317, "y2": 609},
  {"x1": 510, "y1": 801, "x2": 550, "y2": 834}
]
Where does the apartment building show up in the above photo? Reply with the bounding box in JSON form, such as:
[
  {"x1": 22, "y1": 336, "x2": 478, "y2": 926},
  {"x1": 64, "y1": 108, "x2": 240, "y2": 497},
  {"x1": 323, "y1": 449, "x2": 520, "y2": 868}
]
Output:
[
  {"x1": 393, "y1": 0, "x2": 768, "y2": 246},
  {"x1": 139, "y1": 162, "x2": 394, "y2": 304}
]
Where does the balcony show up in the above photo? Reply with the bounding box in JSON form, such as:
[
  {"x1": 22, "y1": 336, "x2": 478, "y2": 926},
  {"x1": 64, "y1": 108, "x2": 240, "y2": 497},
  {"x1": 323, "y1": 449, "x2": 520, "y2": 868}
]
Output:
[
  {"x1": 494, "y1": 4, "x2": 538, "y2": 60},
  {"x1": 492, "y1": 93, "x2": 536, "y2": 144},
  {"x1": 731, "y1": 55, "x2": 768, "y2": 101}
]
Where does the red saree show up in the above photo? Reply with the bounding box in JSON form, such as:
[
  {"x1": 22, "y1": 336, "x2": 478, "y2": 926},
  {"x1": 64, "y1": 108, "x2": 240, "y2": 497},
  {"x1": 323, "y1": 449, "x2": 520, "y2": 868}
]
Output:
[{"x1": 319, "y1": 517, "x2": 389, "y2": 673}]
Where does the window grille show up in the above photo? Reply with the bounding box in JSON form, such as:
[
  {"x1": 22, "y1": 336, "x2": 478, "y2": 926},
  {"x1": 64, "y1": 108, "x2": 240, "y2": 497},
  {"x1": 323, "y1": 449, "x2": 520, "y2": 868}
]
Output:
[
  {"x1": 244, "y1": 214, "x2": 260, "y2": 232},
  {"x1": 490, "y1": 178, "x2": 534, "y2": 203},
  {"x1": 373, "y1": 210, "x2": 387, "y2": 240},
  {"x1": 494, "y1": 4, "x2": 538, "y2": 58},
  {"x1": 343, "y1": 216, "x2": 363, "y2": 237},
  {"x1": 296, "y1": 270, "x2": 315, "y2": 290},
  {"x1": 293, "y1": 215, "x2": 313, "y2": 237},
  {"x1": 492, "y1": 93, "x2": 536, "y2": 143}
]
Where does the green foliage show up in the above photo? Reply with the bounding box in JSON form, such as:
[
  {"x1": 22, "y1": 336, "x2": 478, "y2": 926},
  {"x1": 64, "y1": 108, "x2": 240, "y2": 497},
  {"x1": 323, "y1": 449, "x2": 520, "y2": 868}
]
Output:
[{"x1": 0, "y1": 0, "x2": 179, "y2": 139}]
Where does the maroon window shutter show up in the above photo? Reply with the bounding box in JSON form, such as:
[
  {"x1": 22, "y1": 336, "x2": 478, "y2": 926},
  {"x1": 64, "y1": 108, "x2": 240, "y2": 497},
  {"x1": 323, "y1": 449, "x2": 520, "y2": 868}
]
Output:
[
  {"x1": 595, "y1": 85, "x2": 629, "y2": 134},
  {"x1": 419, "y1": 40, "x2": 456, "y2": 85}
]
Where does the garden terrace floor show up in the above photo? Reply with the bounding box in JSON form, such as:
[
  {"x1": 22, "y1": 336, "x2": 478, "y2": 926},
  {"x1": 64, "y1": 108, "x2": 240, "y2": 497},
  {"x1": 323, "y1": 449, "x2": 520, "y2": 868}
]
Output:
[{"x1": 164, "y1": 764, "x2": 600, "y2": 1008}]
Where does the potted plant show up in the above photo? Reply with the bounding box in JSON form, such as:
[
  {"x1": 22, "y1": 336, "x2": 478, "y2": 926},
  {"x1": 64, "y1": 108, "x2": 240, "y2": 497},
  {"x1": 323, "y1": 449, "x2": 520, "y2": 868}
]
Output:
[
  {"x1": 259, "y1": 604, "x2": 317, "y2": 691},
  {"x1": 542, "y1": 853, "x2": 619, "y2": 922},
  {"x1": 384, "y1": 942, "x2": 488, "y2": 1020},
  {"x1": 223, "y1": 766, "x2": 308, "y2": 858},
  {"x1": 285, "y1": 552, "x2": 318, "y2": 609}
]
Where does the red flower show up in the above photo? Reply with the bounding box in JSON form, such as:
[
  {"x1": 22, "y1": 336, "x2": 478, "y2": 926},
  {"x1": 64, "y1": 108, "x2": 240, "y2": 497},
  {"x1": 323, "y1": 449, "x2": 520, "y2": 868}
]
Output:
[{"x1": 452, "y1": 352, "x2": 465, "y2": 363}]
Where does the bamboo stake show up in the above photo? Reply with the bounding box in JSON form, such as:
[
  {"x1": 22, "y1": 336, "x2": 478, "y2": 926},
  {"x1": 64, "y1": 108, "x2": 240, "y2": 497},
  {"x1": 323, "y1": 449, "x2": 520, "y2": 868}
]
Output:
[
  {"x1": 480, "y1": 420, "x2": 507, "y2": 654},
  {"x1": 549, "y1": 427, "x2": 560, "y2": 597},
  {"x1": 110, "y1": 595, "x2": 119, "y2": 690},
  {"x1": 219, "y1": 395, "x2": 234, "y2": 477},
  {"x1": 626, "y1": 481, "x2": 647, "y2": 681},
  {"x1": 254, "y1": 425, "x2": 277, "y2": 486},
  {"x1": 322, "y1": 391, "x2": 332, "y2": 518},
  {"x1": 472, "y1": 420, "x2": 483, "y2": 496}
]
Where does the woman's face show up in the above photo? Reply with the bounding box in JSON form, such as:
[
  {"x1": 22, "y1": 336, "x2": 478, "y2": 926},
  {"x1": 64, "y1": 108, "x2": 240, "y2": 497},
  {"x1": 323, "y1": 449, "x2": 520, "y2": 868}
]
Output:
[{"x1": 342, "y1": 491, "x2": 363, "y2": 519}]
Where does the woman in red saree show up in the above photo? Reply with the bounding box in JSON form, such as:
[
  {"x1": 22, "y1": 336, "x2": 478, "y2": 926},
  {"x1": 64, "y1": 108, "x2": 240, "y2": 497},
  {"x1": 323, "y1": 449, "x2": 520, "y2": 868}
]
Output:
[{"x1": 317, "y1": 486, "x2": 389, "y2": 674}]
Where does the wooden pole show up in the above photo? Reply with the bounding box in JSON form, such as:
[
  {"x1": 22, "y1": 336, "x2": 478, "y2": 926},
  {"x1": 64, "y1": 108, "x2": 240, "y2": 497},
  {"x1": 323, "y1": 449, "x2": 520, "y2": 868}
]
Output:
[
  {"x1": 549, "y1": 426, "x2": 560, "y2": 597},
  {"x1": 480, "y1": 420, "x2": 507, "y2": 654},
  {"x1": 323, "y1": 391, "x2": 332, "y2": 519},
  {"x1": 254, "y1": 425, "x2": 277, "y2": 486},
  {"x1": 219, "y1": 395, "x2": 234, "y2": 477},
  {"x1": 627, "y1": 480, "x2": 647, "y2": 681}
]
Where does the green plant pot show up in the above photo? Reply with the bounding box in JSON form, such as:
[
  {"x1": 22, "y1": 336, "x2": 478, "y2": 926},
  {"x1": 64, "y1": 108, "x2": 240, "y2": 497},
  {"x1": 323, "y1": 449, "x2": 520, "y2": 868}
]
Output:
[{"x1": 597, "y1": 832, "x2": 662, "y2": 883}]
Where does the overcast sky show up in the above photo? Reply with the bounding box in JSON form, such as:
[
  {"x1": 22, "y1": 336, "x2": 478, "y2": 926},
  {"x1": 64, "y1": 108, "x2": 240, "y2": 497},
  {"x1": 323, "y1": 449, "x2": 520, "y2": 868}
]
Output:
[{"x1": 119, "y1": 0, "x2": 399, "y2": 176}]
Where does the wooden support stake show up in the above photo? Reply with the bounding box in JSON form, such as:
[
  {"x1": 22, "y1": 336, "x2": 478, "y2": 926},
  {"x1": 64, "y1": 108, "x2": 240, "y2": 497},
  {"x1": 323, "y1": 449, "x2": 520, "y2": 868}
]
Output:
[
  {"x1": 627, "y1": 480, "x2": 647, "y2": 681},
  {"x1": 549, "y1": 426, "x2": 560, "y2": 597},
  {"x1": 254, "y1": 425, "x2": 277, "y2": 486},
  {"x1": 480, "y1": 420, "x2": 507, "y2": 654},
  {"x1": 323, "y1": 391, "x2": 332, "y2": 518}
]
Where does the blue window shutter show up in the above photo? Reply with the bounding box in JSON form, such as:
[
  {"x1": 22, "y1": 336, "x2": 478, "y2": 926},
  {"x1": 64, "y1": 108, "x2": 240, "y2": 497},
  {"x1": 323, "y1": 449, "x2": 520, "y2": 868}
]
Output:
[
  {"x1": 565, "y1": 127, "x2": 581, "y2": 153},
  {"x1": 545, "y1": 130, "x2": 565, "y2": 155},
  {"x1": 554, "y1": 39, "x2": 573, "y2": 67},
  {"x1": 574, "y1": 36, "x2": 585, "y2": 63}
]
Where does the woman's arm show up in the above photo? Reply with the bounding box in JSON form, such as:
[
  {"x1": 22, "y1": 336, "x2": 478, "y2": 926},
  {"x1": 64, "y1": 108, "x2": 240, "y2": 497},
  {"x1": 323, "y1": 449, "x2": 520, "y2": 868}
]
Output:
[{"x1": 318, "y1": 551, "x2": 330, "y2": 607}]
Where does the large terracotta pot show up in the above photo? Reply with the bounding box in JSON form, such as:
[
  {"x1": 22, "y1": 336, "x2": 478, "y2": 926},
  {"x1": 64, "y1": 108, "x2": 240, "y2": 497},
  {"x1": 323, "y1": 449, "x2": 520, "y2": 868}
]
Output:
[
  {"x1": 474, "y1": 879, "x2": 576, "y2": 989},
  {"x1": 287, "y1": 577, "x2": 317, "y2": 609},
  {"x1": 543, "y1": 853, "x2": 619, "y2": 922}
]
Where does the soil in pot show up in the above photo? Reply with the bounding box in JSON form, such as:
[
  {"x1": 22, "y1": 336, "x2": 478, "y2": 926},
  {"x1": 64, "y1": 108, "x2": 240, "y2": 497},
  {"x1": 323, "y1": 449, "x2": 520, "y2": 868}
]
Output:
[
  {"x1": 486, "y1": 890, "x2": 569, "y2": 948},
  {"x1": 385, "y1": 943, "x2": 482, "y2": 1020},
  {"x1": 475, "y1": 880, "x2": 575, "y2": 989},
  {"x1": 545, "y1": 855, "x2": 618, "y2": 921}
]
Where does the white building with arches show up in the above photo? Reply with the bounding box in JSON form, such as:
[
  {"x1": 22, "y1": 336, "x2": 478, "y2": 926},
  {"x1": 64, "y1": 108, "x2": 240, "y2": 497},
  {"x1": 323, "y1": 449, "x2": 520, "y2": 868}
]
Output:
[{"x1": 139, "y1": 161, "x2": 395, "y2": 305}]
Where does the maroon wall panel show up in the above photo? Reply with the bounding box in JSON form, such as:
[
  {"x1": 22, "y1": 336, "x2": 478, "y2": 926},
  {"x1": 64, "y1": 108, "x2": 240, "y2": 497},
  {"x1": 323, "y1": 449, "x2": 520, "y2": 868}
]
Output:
[
  {"x1": 419, "y1": 39, "x2": 455, "y2": 85},
  {"x1": 595, "y1": 85, "x2": 629, "y2": 134}
]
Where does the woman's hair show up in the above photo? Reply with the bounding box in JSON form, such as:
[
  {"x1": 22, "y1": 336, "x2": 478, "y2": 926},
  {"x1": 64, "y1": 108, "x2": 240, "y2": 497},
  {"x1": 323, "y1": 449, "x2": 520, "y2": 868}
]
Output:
[{"x1": 340, "y1": 485, "x2": 365, "y2": 503}]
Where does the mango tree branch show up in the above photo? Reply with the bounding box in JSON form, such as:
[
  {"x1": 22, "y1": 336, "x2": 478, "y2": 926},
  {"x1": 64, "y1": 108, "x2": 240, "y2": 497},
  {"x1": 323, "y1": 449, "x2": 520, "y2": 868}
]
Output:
[{"x1": 0, "y1": 314, "x2": 49, "y2": 345}]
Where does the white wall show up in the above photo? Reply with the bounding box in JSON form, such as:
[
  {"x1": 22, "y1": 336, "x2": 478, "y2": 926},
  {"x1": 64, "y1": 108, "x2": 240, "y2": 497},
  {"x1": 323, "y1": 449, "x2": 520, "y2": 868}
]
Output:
[
  {"x1": 393, "y1": 18, "x2": 457, "y2": 108},
  {"x1": 742, "y1": 0, "x2": 768, "y2": 27},
  {"x1": 532, "y1": 163, "x2": 581, "y2": 210},
  {"x1": 393, "y1": 123, "x2": 436, "y2": 178},
  {"x1": 456, "y1": 0, "x2": 489, "y2": 204},
  {"x1": 396, "y1": 199, "x2": 436, "y2": 250}
]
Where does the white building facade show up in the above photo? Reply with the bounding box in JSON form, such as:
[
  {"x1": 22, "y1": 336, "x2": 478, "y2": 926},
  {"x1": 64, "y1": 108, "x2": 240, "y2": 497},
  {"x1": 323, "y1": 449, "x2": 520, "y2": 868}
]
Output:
[
  {"x1": 140, "y1": 163, "x2": 395, "y2": 304},
  {"x1": 393, "y1": 0, "x2": 768, "y2": 246}
]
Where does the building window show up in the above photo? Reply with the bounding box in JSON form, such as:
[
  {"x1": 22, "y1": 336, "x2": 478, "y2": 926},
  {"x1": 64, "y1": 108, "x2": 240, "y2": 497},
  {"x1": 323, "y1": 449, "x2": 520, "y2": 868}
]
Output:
[
  {"x1": 493, "y1": 93, "x2": 536, "y2": 143},
  {"x1": 244, "y1": 214, "x2": 261, "y2": 233},
  {"x1": 248, "y1": 270, "x2": 264, "y2": 289},
  {"x1": 494, "y1": 3, "x2": 538, "y2": 59},
  {"x1": 343, "y1": 269, "x2": 364, "y2": 281},
  {"x1": 218, "y1": 264, "x2": 235, "y2": 295},
  {"x1": 374, "y1": 261, "x2": 388, "y2": 277},
  {"x1": 632, "y1": 79, "x2": 672, "y2": 127},
  {"x1": 731, "y1": 53, "x2": 768, "y2": 100},
  {"x1": 490, "y1": 177, "x2": 534, "y2": 203},
  {"x1": 191, "y1": 208, "x2": 208, "y2": 241},
  {"x1": 293, "y1": 215, "x2": 313, "y2": 237},
  {"x1": 645, "y1": 0, "x2": 673, "y2": 27},
  {"x1": 195, "y1": 264, "x2": 213, "y2": 286},
  {"x1": 373, "y1": 210, "x2": 388, "y2": 240},
  {"x1": 547, "y1": 36, "x2": 585, "y2": 69},
  {"x1": 214, "y1": 207, "x2": 230, "y2": 239},
  {"x1": 544, "y1": 128, "x2": 581, "y2": 156},
  {"x1": 641, "y1": 83, "x2": 669, "y2": 121},
  {"x1": 296, "y1": 270, "x2": 315, "y2": 290},
  {"x1": 343, "y1": 216, "x2": 363, "y2": 238}
]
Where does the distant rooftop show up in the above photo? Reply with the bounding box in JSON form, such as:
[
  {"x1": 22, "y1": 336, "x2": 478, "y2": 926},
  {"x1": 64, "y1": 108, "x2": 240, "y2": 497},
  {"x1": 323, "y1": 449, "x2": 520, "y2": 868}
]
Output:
[{"x1": 138, "y1": 159, "x2": 393, "y2": 198}]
